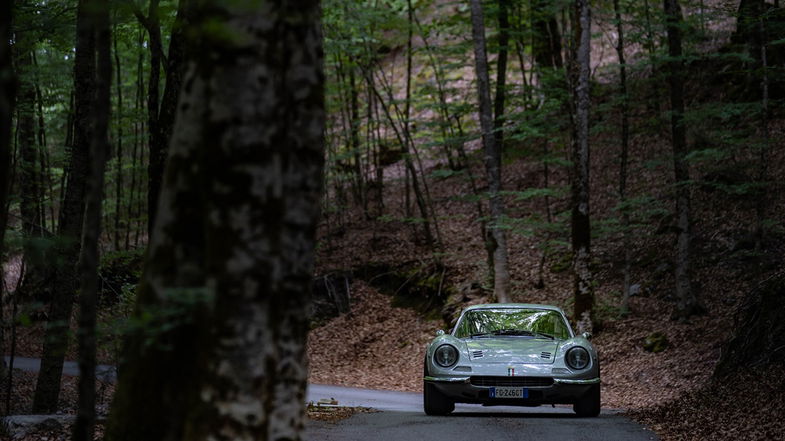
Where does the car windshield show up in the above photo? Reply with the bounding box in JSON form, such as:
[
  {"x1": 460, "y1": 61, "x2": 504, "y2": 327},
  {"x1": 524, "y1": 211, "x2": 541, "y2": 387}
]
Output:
[{"x1": 453, "y1": 308, "x2": 572, "y2": 340}]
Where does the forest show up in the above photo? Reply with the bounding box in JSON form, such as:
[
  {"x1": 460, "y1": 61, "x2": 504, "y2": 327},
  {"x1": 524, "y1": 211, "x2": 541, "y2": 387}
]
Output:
[{"x1": 0, "y1": 0, "x2": 784, "y2": 440}]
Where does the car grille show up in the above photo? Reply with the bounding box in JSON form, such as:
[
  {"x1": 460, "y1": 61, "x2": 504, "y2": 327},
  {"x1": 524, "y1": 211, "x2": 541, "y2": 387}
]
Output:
[{"x1": 470, "y1": 376, "x2": 554, "y2": 387}]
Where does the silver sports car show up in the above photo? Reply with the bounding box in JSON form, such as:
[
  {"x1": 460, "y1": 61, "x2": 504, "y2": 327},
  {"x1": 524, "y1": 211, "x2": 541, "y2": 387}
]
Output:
[{"x1": 423, "y1": 303, "x2": 600, "y2": 416}]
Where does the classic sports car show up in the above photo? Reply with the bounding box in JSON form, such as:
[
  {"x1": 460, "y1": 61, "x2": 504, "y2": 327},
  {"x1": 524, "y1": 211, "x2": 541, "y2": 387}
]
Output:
[{"x1": 423, "y1": 303, "x2": 600, "y2": 416}]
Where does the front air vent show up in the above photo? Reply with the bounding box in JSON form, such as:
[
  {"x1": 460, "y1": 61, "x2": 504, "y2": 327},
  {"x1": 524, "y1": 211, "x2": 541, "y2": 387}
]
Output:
[
  {"x1": 453, "y1": 366, "x2": 472, "y2": 372},
  {"x1": 471, "y1": 350, "x2": 485, "y2": 359},
  {"x1": 540, "y1": 352, "x2": 552, "y2": 359},
  {"x1": 471, "y1": 376, "x2": 554, "y2": 387}
]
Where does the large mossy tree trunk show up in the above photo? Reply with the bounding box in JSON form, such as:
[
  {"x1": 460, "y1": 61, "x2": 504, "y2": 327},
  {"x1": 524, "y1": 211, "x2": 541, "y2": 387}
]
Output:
[
  {"x1": 105, "y1": 0, "x2": 324, "y2": 440},
  {"x1": 570, "y1": 0, "x2": 593, "y2": 333},
  {"x1": 470, "y1": 0, "x2": 511, "y2": 303},
  {"x1": 31, "y1": 0, "x2": 94, "y2": 414}
]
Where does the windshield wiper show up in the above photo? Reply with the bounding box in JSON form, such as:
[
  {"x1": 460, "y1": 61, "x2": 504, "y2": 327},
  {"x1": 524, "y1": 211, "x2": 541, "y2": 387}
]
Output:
[{"x1": 470, "y1": 332, "x2": 494, "y2": 338}]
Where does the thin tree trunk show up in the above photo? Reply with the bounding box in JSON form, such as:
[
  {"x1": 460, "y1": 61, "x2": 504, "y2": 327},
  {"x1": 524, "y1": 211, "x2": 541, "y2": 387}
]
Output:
[
  {"x1": 114, "y1": 22, "x2": 124, "y2": 251},
  {"x1": 470, "y1": 0, "x2": 511, "y2": 303},
  {"x1": 144, "y1": 0, "x2": 162, "y2": 237},
  {"x1": 754, "y1": 7, "x2": 769, "y2": 250},
  {"x1": 664, "y1": 0, "x2": 702, "y2": 320},
  {"x1": 614, "y1": 0, "x2": 633, "y2": 314},
  {"x1": 32, "y1": 0, "x2": 95, "y2": 414},
  {"x1": 531, "y1": 0, "x2": 564, "y2": 70},
  {"x1": 643, "y1": 0, "x2": 660, "y2": 112},
  {"x1": 32, "y1": 52, "x2": 53, "y2": 231},
  {"x1": 134, "y1": 0, "x2": 191, "y2": 238},
  {"x1": 361, "y1": 67, "x2": 435, "y2": 246},
  {"x1": 73, "y1": 0, "x2": 110, "y2": 438},
  {"x1": 494, "y1": 0, "x2": 510, "y2": 150},
  {"x1": 570, "y1": 0, "x2": 593, "y2": 333},
  {"x1": 127, "y1": 27, "x2": 144, "y2": 250},
  {"x1": 0, "y1": 0, "x2": 14, "y2": 385},
  {"x1": 16, "y1": 48, "x2": 45, "y2": 252}
]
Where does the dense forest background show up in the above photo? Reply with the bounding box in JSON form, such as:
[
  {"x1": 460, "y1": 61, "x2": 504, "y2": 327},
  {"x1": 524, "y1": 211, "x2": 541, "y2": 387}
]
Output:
[{"x1": 1, "y1": 0, "x2": 785, "y2": 440}]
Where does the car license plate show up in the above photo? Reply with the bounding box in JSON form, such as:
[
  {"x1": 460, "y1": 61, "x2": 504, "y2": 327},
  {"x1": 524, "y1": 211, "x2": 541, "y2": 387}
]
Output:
[{"x1": 489, "y1": 387, "x2": 528, "y2": 399}]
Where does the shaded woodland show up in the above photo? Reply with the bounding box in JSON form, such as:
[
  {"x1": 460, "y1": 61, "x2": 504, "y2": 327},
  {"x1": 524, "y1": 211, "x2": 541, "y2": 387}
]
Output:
[{"x1": 1, "y1": 0, "x2": 785, "y2": 440}]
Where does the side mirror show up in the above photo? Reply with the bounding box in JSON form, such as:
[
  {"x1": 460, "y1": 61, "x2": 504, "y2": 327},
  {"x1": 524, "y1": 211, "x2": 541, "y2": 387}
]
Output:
[
  {"x1": 581, "y1": 331, "x2": 592, "y2": 340},
  {"x1": 436, "y1": 330, "x2": 445, "y2": 336}
]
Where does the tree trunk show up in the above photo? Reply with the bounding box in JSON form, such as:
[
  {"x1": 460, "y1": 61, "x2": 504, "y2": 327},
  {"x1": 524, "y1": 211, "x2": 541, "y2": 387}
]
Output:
[
  {"x1": 144, "y1": 0, "x2": 162, "y2": 237},
  {"x1": 0, "y1": 0, "x2": 14, "y2": 384},
  {"x1": 15, "y1": 46, "x2": 46, "y2": 300},
  {"x1": 142, "y1": 0, "x2": 192, "y2": 238},
  {"x1": 664, "y1": 0, "x2": 702, "y2": 320},
  {"x1": 754, "y1": 2, "x2": 770, "y2": 250},
  {"x1": 105, "y1": 1, "x2": 324, "y2": 440},
  {"x1": 73, "y1": 1, "x2": 110, "y2": 439},
  {"x1": 570, "y1": 0, "x2": 593, "y2": 333},
  {"x1": 494, "y1": 0, "x2": 509, "y2": 151},
  {"x1": 613, "y1": 0, "x2": 633, "y2": 314},
  {"x1": 113, "y1": 22, "x2": 124, "y2": 251},
  {"x1": 470, "y1": 0, "x2": 511, "y2": 303},
  {"x1": 31, "y1": 0, "x2": 94, "y2": 414},
  {"x1": 531, "y1": 0, "x2": 563, "y2": 70}
]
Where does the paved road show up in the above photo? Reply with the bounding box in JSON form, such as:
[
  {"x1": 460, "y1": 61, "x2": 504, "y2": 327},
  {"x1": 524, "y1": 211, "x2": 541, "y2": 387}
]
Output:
[
  {"x1": 305, "y1": 384, "x2": 658, "y2": 441},
  {"x1": 7, "y1": 357, "x2": 657, "y2": 440}
]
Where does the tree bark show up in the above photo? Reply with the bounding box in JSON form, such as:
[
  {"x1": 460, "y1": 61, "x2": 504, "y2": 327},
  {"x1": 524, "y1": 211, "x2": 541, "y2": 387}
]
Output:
[
  {"x1": 138, "y1": 0, "x2": 192, "y2": 238},
  {"x1": 0, "y1": 0, "x2": 15, "y2": 383},
  {"x1": 494, "y1": 0, "x2": 509, "y2": 151},
  {"x1": 613, "y1": 0, "x2": 633, "y2": 314},
  {"x1": 664, "y1": 0, "x2": 702, "y2": 320},
  {"x1": 470, "y1": 0, "x2": 511, "y2": 303},
  {"x1": 570, "y1": 0, "x2": 593, "y2": 333},
  {"x1": 144, "y1": 0, "x2": 162, "y2": 237},
  {"x1": 32, "y1": 0, "x2": 94, "y2": 414},
  {"x1": 531, "y1": 0, "x2": 564, "y2": 70},
  {"x1": 73, "y1": 0, "x2": 110, "y2": 439},
  {"x1": 105, "y1": 1, "x2": 324, "y2": 439},
  {"x1": 15, "y1": 46, "x2": 46, "y2": 299},
  {"x1": 114, "y1": 22, "x2": 124, "y2": 251}
]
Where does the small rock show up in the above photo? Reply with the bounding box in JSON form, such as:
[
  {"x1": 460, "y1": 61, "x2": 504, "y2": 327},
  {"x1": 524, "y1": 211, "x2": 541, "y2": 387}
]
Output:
[{"x1": 629, "y1": 284, "x2": 642, "y2": 297}]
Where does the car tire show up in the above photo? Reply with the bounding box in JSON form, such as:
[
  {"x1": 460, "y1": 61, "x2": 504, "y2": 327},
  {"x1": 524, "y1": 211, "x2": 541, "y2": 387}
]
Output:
[
  {"x1": 423, "y1": 381, "x2": 455, "y2": 416},
  {"x1": 573, "y1": 383, "x2": 601, "y2": 417}
]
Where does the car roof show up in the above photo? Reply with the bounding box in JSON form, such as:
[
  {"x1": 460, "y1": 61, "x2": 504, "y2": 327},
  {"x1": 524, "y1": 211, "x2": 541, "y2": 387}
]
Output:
[{"x1": 463, "y1": 303, "x2": 566, "y2": 315}]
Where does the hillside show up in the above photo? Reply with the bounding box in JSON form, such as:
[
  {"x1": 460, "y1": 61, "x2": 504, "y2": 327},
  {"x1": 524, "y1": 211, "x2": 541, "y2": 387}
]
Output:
[{"x1": 307, "y1": 5, "x2": 785, "y2": 435}]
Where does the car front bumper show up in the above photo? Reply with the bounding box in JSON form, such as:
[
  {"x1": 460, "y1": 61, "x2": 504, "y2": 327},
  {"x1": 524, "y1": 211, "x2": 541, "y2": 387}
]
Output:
[{"x1": 424, "y1": 375, "x2": 599, "y2": 405}]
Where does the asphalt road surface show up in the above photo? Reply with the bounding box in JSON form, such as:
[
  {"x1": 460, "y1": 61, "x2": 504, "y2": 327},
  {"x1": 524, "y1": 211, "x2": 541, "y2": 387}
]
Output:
[
  {"x1": 6, "y1": 357, "x2": 657, "y2": 440},
  {"x1": 305, "y1": 384, "x2": 658, "y2": 441}
]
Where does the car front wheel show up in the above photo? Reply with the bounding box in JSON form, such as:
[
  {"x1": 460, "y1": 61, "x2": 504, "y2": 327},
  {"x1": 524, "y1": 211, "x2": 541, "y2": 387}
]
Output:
[
  {"x1": 423, "y1": 381, "x2": 455, "y2": 416},
  {"x1": 573, "y1": 383, "x2": 601, "y2": 417}
]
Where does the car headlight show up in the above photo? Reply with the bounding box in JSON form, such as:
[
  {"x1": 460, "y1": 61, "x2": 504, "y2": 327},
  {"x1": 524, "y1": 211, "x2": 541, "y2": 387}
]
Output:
[
  {"x1": 434, "y1": 344, "x2": 459, "y2": 368},
  {"x1": 566, "y1": 347, "x2": 590, "y2": 370}
]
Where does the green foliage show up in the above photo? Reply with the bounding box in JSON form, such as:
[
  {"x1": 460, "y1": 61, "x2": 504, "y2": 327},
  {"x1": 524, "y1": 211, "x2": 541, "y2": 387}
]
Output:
[{"x1": 99, "y1": 248, "x2": 146, "y2": 305}]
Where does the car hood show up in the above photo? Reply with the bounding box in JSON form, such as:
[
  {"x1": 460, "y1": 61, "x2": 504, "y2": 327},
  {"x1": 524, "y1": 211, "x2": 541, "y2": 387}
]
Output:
[{"x1": 465, "y1": 338, "x2": 560, "y2": 364}]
